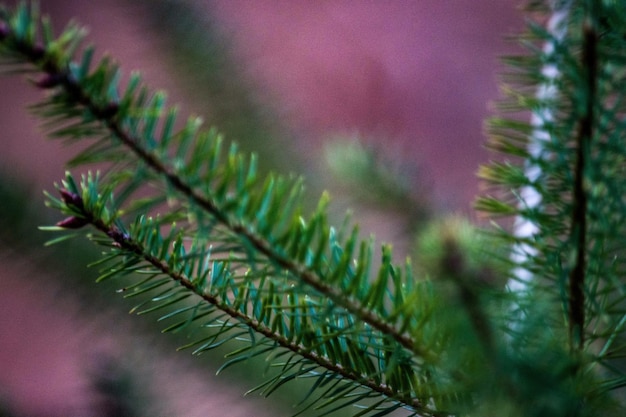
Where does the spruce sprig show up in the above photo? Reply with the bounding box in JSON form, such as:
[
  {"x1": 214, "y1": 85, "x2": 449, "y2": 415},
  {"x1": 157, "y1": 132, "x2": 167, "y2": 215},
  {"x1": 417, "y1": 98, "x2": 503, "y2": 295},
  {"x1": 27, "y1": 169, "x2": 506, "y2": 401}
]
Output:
[
  {"x1": 477, "y1": 0, "x2": 626, "y2": 394},
  {"x1": 4, "y1": 1, "x2": 626, "y2": 416}
]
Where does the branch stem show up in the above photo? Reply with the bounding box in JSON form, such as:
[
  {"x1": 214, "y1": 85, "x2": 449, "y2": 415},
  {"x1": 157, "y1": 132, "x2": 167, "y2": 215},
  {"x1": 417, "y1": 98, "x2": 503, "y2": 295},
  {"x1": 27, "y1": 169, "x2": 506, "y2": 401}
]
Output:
[
  {"x1": 569, "y1": 10, "x2": 597, "y2": 350},
  {"x1": 91, "y1": 218, "x2": 438, "y2": 416}
]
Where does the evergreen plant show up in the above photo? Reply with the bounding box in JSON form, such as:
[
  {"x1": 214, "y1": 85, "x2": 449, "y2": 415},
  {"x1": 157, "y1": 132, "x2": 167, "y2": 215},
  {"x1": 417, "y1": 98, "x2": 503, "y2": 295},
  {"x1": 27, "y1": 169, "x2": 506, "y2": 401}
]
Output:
[{"x1": 1, "y1": 1, "x2": 625, "y2": 416}]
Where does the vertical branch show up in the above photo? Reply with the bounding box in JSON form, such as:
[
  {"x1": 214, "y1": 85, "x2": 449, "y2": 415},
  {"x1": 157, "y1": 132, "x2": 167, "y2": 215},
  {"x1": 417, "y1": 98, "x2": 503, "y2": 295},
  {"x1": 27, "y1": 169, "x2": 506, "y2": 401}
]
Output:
[{"x1": 569, "y1": 6, "x2": 598, "y2": 350}]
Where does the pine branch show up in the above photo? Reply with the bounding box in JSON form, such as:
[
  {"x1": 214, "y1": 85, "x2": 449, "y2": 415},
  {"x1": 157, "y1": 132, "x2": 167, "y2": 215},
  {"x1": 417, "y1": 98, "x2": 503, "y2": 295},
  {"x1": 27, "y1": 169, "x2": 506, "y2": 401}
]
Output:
[
  {"x1": 477, "y1": 0, "x2": 626, "y2": 401},
  {"x1": 5, "y1": 1, "x2": 626, "y2": 416},
  {"x1": 52, "y1": 182, "x2": 429, "y2": 414}
]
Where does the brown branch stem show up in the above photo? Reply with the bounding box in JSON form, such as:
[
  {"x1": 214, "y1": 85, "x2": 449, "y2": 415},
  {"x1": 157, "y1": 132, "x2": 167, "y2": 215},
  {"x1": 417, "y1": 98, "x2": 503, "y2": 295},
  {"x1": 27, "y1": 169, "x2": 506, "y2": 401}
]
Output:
[
  {"x1": 569, "y1": 13, "x2": 597, "y2": 350},
  {"x1": 89, "y1": 217, "x2": 437, "y2": 415}
]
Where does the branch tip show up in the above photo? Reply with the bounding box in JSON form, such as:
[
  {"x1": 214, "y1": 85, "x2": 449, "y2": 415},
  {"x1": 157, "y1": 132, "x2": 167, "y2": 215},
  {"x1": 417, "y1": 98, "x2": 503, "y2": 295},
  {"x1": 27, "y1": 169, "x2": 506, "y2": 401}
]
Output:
[{"x1": 59, "y1": 188, "x2": 84, "y2": 210}]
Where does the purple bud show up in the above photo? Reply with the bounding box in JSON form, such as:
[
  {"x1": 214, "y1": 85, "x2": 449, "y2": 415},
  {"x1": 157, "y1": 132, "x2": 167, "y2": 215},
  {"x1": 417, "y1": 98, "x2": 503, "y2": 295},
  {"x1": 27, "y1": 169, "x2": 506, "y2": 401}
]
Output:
[
  {"x1": 59, "y1": 189, "x2": 84, "y2": 210},
  {"x1": 56, "y1": 216, "x2": 89, "y2": 229}
]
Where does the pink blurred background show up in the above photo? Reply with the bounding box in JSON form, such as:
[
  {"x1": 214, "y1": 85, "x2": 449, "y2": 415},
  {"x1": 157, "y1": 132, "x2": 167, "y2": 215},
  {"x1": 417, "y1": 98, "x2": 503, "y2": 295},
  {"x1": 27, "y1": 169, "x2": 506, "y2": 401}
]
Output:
[{"x1": 0, "y1": 1, "x2": 522, "y2": 415}]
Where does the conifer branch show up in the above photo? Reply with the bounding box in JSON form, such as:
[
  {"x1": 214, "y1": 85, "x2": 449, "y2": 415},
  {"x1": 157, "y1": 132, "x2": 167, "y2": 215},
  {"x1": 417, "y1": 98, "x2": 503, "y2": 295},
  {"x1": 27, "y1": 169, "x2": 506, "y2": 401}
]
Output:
[
  {"x1": 66, "y1": 193, "x2": 433, "y2": 415},
  {"x1": 5, "y1": 1, "x2": 626, "y2": 415},
  {"x1": 42, "y1": 171, "x2": 449, "y2": 415},
  {"x1": 478, "y1": 0, "x2": 626, "y2": 391}
]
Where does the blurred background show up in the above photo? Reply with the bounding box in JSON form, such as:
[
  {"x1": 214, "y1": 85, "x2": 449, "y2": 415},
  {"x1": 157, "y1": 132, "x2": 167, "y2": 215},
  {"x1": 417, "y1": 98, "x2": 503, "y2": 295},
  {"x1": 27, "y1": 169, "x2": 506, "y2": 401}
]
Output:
[{"x1": 0, "y1": 1, "x2": 522, "y2": 415}]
